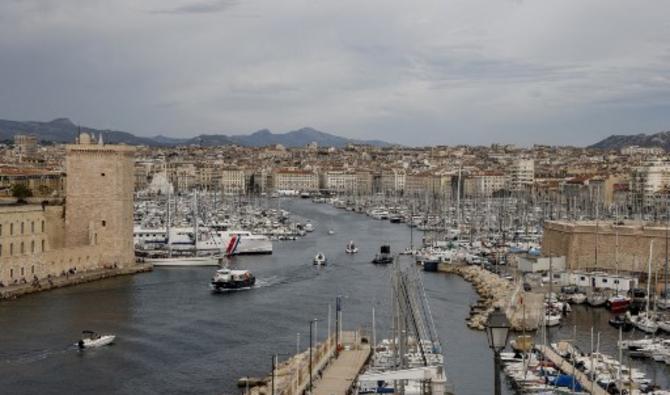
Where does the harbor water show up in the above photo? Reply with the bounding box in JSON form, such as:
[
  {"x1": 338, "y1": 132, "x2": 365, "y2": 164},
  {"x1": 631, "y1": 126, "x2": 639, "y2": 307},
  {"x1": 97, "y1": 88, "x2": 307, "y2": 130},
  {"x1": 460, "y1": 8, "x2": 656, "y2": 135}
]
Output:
[{"x1": 0, "y1": 199, "x2": 667, "y2": 394}]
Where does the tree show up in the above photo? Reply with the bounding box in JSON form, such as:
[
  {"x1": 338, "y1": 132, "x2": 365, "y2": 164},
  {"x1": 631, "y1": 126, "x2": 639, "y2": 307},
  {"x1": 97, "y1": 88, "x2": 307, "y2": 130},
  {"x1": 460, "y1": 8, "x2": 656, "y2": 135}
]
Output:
[{"x1": 11, "y1": 184, "x2": 33, "y2": 203}]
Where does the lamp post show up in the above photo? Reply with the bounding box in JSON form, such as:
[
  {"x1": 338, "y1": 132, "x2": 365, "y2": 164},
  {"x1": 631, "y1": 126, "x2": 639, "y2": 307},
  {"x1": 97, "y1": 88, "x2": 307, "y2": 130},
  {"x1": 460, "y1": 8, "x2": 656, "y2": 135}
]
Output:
[
  {"x1": 309, "y1": 318, "x2": 318, "y2": 394},
  {"x1": 486, "y1": 306, "x2": 511, "y2": 395}
]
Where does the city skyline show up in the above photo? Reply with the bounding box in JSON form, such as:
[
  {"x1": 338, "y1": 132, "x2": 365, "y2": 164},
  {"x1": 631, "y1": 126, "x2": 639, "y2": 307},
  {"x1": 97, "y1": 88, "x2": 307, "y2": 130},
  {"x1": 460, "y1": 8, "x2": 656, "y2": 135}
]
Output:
[{"x1": 1, "y1": 1, "x2": 670, "y2": 146}]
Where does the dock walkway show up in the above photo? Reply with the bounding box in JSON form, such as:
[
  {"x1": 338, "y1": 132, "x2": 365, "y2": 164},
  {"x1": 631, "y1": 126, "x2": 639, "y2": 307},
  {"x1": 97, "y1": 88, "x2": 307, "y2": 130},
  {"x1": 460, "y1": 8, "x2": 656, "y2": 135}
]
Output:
[
  {"x1": 313, "y1": 343, "x2": 370, "y2": 395},
  {"x1": 242, "y1": 330, "x2": 370, "y2": 395},
  {"x1": 536, "y1": 344, "x2": 609, "y2": 395}
]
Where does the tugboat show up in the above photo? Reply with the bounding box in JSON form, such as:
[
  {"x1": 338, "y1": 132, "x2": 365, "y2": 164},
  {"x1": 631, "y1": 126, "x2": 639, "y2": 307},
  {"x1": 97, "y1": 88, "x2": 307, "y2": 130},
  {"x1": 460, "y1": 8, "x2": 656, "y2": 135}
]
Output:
[
  {"x1": 371, "y1": 245, "x2": 393, "y2": 264},
  {"x1": 78, "y1": 331, "x2": 115, "y2": 349},
  {"x1": 345, "y1": 241, "x2": 358, "y2": 254},
  {"x1": 313, "y1": 252, "x2": 327, "y2": 266},
  {"x1": 211, "y1": 268, "x2": 256, "y2": 291}
]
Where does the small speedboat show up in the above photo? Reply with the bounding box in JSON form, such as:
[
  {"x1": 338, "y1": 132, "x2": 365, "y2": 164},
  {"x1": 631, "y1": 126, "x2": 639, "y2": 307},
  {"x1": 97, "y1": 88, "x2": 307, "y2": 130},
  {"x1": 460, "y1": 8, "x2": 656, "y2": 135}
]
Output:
[
  {"x1": 345, "y1": 241, "x2": 358, "y2": 254},
  {"x1": 78, "y1": 331, "x2": 115, "y2": 349},
  {"x1": 313, "y1": 252, "x2": 327, "y2": 266},
  {"x1": 328, "y1": 229, "x2": 335, "y2": 235},
  {"x1": 304, "y1": 223, "x2": 314, "y2": 232}
]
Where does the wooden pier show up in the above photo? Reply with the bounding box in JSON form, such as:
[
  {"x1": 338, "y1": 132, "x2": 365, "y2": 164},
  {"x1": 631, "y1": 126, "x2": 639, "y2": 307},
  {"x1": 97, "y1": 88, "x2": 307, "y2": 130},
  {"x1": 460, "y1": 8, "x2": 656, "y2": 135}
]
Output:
[
  {"x1": 241, "y1": 330, "x2": 370, "y2": 395},
  {"x1": 536, "y1": 343, "x2": 609, "y2": 395}
]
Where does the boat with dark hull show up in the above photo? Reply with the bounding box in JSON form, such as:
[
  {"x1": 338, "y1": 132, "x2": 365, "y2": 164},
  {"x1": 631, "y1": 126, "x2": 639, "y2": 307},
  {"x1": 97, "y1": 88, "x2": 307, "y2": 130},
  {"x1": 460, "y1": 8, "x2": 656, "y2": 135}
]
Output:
[
  {"x1": 210, "y1": 268, "x2": 256, "y2": 291},
  {"x1": 372, "y1": 245, "x2": 393, "y2": 264}
]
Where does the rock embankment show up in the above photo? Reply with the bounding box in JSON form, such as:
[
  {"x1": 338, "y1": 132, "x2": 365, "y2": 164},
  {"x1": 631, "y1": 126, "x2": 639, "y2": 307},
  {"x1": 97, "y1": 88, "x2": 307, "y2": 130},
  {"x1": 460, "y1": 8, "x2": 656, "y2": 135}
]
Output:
[{"x1": 438, "y1": 264, "x2": 540, "y2": 331}]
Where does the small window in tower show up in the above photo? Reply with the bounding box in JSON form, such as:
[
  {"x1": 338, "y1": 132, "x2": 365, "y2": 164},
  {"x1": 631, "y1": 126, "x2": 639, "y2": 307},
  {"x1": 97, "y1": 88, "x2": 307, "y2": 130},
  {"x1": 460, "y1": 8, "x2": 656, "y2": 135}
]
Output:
[
  {"x1": 31, "y1": 221, "x2": 34, "y2": 233},
  {"x1": 101, "y1": 173, "x2": 106, "y2": 177},
  {"x1": 31, "y1": 265, "x2": 34, "y2": 274},
  {"x1": 0, "y1": 244, "x2": 2, "y2": 256},
  {"x1": 31, "y1": 241, "x2": 34, "y2": 253},
  {"x1": 102, "y1": 220, "x2": 106, "y2": 227},
  {"x1": 41, "y1": 220, "x2": 45, "y2": 232},
  {"x1": 20, "y1": 242, "x2": 24, "y2": 254},
  {"x1": 0, "y1": 224, "x2": 3, "y2": 236},
  {"x1": 10, "y1": 269, "x2": 13, "y2": 278},
  {"x1": 41, "y1": 240, "x2": 45, "y2": 252},
  {"x1": 20, "y1": 222, "x2": 24, "y2": 234},
  {"x1": 10, "y1": 223, "x2": 13, "y2": 235},
  {"x1": 20, "y1": 267, "x2": 24, "y2": 276}
]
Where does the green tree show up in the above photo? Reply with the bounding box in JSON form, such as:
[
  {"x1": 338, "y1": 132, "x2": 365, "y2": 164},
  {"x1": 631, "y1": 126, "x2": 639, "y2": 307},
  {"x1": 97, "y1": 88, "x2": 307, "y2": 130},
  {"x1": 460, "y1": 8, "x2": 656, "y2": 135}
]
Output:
[{"x1": 11, "y1": 184, "x2": 33, "y2": 203}]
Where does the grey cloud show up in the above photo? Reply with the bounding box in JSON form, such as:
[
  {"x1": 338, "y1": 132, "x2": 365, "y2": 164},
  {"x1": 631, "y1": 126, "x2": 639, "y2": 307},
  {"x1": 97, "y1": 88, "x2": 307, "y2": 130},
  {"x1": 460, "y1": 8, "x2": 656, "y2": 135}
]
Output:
[
  {"x1": 1, "y1": 0, "x2": 670, "y2": 146},
  {"x1": 150, "y1": 0, "x2": 239, "y2": 14}
]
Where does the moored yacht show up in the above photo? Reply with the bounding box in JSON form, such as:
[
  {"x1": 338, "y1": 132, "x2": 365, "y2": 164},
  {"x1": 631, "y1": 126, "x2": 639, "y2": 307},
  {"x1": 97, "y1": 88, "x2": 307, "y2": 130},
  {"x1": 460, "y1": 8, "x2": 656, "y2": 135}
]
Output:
[
  {"x1": 218, "y1": 230, "x2": 273, "y2": 255},
  {"x1": 345, "y1": 241, "x2": 358, "y2": 254},
  {"x1": 146, "y1": 255, "x2": 223, "y2": 266}
]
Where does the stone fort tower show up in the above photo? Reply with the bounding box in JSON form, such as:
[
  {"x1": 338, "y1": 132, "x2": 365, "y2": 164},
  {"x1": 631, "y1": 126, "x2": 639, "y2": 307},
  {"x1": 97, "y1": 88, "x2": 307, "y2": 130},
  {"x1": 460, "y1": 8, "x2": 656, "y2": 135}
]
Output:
[{"x1": 64, "y1": 132, "x2": 135, "y2": 267}]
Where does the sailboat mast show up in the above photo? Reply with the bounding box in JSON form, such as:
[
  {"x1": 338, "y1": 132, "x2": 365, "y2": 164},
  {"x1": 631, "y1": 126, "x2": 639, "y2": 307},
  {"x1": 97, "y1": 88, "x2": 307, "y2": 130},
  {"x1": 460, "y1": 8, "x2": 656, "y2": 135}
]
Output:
[
  {"x1": 665, "y1": 210, "x2": 668, "y2": 303},
  {"x1": 647, "y1": 240, "x2": 654, "y2": 315}
]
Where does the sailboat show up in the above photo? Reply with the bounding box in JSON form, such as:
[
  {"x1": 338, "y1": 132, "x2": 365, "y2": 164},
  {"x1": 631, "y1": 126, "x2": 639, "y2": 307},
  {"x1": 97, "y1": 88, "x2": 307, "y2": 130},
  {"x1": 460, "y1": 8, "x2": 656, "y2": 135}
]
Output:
[{"x1": 631, "y1": 240, "x2": 658, "y2": 334}]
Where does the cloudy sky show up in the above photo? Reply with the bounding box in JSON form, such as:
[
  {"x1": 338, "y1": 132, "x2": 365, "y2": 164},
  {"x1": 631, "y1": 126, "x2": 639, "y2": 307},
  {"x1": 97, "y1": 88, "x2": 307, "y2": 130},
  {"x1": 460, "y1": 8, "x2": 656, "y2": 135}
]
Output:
[{"x1": 1, "y1": 0, "x2": 670, "y2": 146}]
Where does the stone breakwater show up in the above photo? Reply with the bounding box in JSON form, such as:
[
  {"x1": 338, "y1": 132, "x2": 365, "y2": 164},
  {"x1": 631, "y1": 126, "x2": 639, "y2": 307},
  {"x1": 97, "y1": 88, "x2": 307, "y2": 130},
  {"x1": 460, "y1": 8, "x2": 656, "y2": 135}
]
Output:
[{"x1": 437, "y1": 264, "x2": 541, "y2": 331}]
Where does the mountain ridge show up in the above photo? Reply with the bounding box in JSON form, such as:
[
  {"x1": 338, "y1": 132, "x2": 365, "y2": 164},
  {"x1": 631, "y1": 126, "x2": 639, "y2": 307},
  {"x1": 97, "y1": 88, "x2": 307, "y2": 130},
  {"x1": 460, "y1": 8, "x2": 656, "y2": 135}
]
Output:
[
  {"x1": 589, "y1": 131, "x2": 670, "y2": 151},
  {"x1": 0, "y1": 118, "x2": 394, "y2": 148}
]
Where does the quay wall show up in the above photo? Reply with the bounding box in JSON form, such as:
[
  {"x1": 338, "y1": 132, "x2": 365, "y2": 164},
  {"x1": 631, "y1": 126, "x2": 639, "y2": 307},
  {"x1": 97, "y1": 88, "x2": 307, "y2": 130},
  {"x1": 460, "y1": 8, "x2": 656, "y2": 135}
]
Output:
[
  {"x1": 0, "y1": 263, "x2": 152, "y2": 300},
  {"x1": 543, "y1": 220, "x2": 670, "y2": 277}
]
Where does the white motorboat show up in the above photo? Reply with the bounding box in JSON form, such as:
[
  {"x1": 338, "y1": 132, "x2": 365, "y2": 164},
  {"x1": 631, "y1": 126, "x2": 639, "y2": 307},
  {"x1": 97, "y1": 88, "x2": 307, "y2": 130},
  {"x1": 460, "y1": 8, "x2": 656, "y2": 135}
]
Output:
[
  {"x1": 545, "y1": 311, "x2": 561, "y2": 327},
  {"x1": 345, "y1": 241, "x2": 359, "y2": 254},
  {"x1": 632, "y1": 314, "x2": 659, "y2": 334},
  {"x1": 304, "y1": 223, "x2": 314, "y2": 232},
  {"x1": 587, "y1": 291, "x2": 608, "y2": 307},
  {"x1": 211, "y1": 268, "x2": 255, "y2": 291},
  {"x1": 570, "y1": 293, "x2": 587, "y2": 304},
  {"x1": 328, "y1": 229, "x2": 335, "y2": 235},
  {"x1": 78, "y1": 331, "x2": 115, "y2": 349},
  {"x1": 313, "y1": 252, "x2": 327, "y2": 266},
  {"x1": 146, "y1": 256, "x2": 223, "y2": 267}
]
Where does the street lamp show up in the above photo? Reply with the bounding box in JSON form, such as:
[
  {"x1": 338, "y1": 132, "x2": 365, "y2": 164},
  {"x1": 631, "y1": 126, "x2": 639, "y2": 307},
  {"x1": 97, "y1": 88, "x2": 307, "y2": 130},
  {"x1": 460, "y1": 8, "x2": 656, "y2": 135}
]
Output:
[
  {"x1": 486, "y1": 306, "x2": 511, "y2": 395},
  {"x1": 308, "y1": 318, "x2": 318, "y2": 394}
]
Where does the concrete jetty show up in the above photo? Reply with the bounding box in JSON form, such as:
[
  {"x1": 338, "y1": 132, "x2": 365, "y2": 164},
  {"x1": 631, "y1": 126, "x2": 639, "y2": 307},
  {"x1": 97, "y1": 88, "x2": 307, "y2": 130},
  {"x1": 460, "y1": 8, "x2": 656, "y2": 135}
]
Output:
[
  {"x1": 241, "y1": 330, "x2": 370, "y2": 395},
  {"x1": 536, "y1": 342, "x2": 609, "y2": 395},
  {"x1": 437, "y1": 263, "x2": 542, "y2": 331}
]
